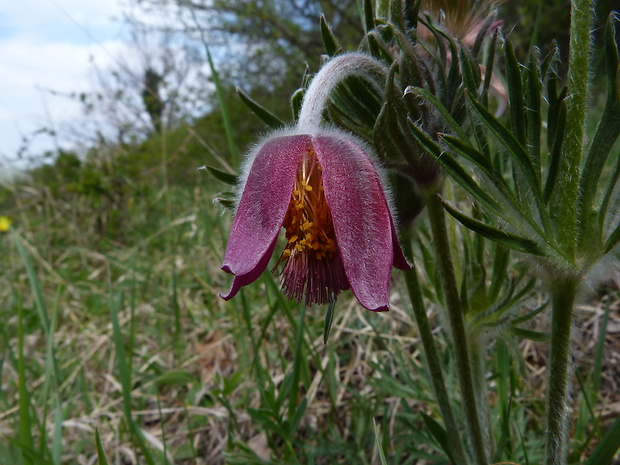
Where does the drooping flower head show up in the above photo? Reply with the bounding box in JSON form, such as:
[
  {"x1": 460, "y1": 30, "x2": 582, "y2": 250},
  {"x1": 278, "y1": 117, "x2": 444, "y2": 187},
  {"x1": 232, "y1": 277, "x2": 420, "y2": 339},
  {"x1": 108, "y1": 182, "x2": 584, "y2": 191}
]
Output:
[
  {"x1": 419, "y1": 0, "x2": 506, "y2": 45},
  {"x1": 220, "y1": 54, "x2": 411, "y2": 311}
]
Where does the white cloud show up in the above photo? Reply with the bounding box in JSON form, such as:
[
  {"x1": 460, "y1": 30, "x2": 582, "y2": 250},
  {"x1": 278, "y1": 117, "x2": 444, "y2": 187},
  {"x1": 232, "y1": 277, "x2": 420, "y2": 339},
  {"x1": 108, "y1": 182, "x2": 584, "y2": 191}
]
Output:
[
  {"x1": 0, "y1": 0, "x2": 130, "y2": 165},
  {"x1": 0, "y1": 0, "x2": 126, "y2": 42}
]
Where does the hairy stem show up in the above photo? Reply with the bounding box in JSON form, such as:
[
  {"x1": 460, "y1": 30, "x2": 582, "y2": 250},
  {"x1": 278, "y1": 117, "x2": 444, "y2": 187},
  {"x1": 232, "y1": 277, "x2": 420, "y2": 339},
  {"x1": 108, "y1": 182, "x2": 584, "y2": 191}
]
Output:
[
  {"x1": 297, "y1": 53, "x2": 387, "y2": 128},
  {"x1": 552, "y1": 0, "x2": 593, "y2": 258},
  {"x1": 424, "y1": 191, "x2": 488, "y2": 465},
  {"x1": 470, "y1": 336, "x2": 494, "y2": 459},
  {"x1": 402, "y1": 233, "x2": 469, "y2": 465},
  {"x1": 544, "y1": 275, "x2": 579, "y2": 465}
]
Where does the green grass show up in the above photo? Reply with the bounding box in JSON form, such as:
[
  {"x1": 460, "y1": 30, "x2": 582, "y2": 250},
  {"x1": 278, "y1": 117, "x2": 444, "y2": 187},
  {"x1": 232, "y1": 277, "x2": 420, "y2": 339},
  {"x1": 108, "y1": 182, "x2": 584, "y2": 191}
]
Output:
[{"x1": 1, "y1": 148, "x2": 618, "y2": 464}]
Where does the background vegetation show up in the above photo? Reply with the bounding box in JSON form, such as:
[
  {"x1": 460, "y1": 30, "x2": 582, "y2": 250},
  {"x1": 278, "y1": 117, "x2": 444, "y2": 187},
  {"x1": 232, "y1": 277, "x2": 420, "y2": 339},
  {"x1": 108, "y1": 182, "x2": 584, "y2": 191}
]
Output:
[{"x1": 1, "y1": 1, "x2": 619, "y2": 464}]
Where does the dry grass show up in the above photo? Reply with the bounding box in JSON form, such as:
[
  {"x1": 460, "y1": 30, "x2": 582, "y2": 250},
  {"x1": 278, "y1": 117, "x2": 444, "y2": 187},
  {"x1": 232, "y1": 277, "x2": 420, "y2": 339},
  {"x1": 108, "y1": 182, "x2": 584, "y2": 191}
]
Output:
[{"x1": 1, "y1": 177, "x2": 619, "y2": 464}]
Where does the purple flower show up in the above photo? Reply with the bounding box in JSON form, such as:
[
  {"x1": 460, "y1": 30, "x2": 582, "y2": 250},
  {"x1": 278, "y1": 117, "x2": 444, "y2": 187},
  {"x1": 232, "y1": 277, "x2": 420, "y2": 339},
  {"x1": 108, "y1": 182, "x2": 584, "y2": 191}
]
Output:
[{"x1": 220, "y1": 127, "x2": 410, "y2": 312}]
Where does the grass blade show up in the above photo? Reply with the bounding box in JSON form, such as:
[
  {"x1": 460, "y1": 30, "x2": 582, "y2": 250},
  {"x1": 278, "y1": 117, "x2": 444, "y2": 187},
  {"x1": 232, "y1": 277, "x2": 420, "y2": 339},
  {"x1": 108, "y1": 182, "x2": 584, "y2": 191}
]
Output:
[
  {"x1": 373, "y1": 418, "x2": 389, "y2": 465},
  {"x1": 592, "y1": 300, "x2": 611, "y2": 394},
  {"x1": 323, "y1": 299, "x2": 336, "y2": 345},
  {"x1": 189, "y1": 6, "x2": 238, "y2": 165},
  {"x1": 95, "y1": 429, "x2": 110, "y2": 465},
  {"x1": 110, "y1": 292, "x2": 156, "y2": 465},
  {"x1": 12, "y1": 231, "x2": 49, "y2": 334},
  {"x1": 17, "y1": 303, "x2": 34, "y2": 465},
  {"x1": 584, "y1": 415, "x2": 620, "y2": 465}
]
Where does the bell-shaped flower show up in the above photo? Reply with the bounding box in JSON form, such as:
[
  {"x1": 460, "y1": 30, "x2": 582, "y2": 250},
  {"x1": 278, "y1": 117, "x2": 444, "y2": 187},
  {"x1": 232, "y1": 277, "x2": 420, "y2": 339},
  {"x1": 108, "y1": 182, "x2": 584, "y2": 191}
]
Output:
[{"x1": 220, "y1": 127, "x2": 410, "y2": 312}]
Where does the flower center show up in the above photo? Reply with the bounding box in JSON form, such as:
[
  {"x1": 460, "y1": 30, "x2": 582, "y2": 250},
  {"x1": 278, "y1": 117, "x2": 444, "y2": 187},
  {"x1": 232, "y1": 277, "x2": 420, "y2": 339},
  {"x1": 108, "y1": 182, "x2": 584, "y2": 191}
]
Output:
[
  {"x1": 280, "y1": 149, "x2": 336, "y2": 261},
  {"x1": 276, "y1": 146, "x2": 349, "y2": 305}
]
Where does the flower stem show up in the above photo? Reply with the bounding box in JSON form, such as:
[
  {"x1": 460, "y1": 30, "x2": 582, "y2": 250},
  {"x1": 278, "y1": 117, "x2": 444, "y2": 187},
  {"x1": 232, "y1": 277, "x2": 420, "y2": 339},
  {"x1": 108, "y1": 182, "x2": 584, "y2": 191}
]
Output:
[
  {"x1": 424, "y1": 191, "x2": 488, "y2": 465},
  {"x1": 401, "y1": 233, "x2": 469, "y2": 465},
  {"x1": 297, "y1": 53, "x2": 387, "y2": 129},
  {"x1": 544, "y1": 275, "x2": 579, "y2": 465},
  {"x1": 469, "y1": 335, "x2": 494, "y2": 458},
  {"x1": 553, "y1": 0, "x2": 592, "y2": 258}
]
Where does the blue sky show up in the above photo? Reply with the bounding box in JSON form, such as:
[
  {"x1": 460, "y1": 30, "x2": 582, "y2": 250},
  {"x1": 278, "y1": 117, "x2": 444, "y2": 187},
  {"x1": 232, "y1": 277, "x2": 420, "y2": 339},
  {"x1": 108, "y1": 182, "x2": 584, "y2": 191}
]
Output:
[{"x1": 0, "y1": 0, "x2": 130, "y2": 167}]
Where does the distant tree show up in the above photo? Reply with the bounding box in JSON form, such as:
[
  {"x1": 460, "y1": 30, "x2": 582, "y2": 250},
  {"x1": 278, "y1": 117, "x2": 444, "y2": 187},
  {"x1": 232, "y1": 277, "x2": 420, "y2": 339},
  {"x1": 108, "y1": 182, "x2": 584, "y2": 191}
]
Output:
[
  {"x1": 130, "y1": 0, "x2": 362, "y2": 89},
  {"x1": 142, "y1": 67, "x2": 165, "y2": 134},
  {"x1": 75, "y1": 25, "x2": 207, "y2": 147}
]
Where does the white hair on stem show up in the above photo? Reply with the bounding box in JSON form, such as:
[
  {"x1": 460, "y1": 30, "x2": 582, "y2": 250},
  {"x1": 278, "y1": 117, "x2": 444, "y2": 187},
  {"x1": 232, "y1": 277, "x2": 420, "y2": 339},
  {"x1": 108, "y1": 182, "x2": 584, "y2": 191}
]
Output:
[{"x1": 297, "y1": 53, "x2": 388, "y2": 129}]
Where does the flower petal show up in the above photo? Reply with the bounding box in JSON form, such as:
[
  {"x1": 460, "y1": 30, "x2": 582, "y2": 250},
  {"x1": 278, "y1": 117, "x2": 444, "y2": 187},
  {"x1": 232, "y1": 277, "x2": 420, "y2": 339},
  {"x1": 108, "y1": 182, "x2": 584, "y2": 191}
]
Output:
[
  {"x1": 220, "y1": 236, "x2": 278, "y2": 300},
  {"x1": 313, "y1": 131, "x2": 397, "y2": 312},
  {"x1": 221, "y1": 133, "x2": 312, "y2": 289},
  {"x1": 390, "y1": 215, "x2": 412, "y2": 271}
]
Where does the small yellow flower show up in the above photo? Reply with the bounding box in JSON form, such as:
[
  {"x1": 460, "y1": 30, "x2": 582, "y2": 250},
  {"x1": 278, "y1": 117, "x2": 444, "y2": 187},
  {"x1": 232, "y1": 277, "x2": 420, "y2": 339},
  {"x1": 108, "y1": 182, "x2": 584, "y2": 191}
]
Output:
[{"x1": 0, "y1": 216, "x2": 12, "y2": 232}]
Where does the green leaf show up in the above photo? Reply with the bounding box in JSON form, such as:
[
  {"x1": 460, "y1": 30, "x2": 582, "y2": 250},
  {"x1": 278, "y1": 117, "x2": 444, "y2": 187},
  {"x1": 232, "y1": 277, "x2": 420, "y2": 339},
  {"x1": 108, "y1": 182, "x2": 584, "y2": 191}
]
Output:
[
  {"x1": 544, "y1": 46, "x2": 563, "y2": 151},
  {"x1": 602, "y1": 220, "x2": 620, "y2": 254},
  {"x1": 543, "y1": 98, "x2": 567, "y2": 204},
  {"x1": 405, "y1": 87, "x2": 468, "y2": 140},
  {"x1": 367, "y1": 30, "x2": 398, "y2": 63},
  {"x1": 525, "y1": 48, "x2": 542, "y2": 169},
  {"x1": 511, "y1": 301, "x2": 548, "y2": 325},
  {"x1": 510, "y1": 327, "x2": 550, "y2": 342},
  {"x1": 214, "y1": 193, "x2": 235, "y2": 211},
  {"x1": 482, "y1": 28, "x2": 499, "y2": 98},
  {"x1": 436, "y1": 30, "x2": 461, "y2": 111},
  {"x1": 204, "y1": 165, "x2": 238, "y2": 185},
  {"x1": 504, "y1": 35, "x2": 526, "y2": 146},
  {"x1": 578, "y1": 12, "x2": 620, "y2": 243},
  {"x1": 439, "y1": 134, "x2": 500, "y2": 183},
  {"x1": 374, "y1": 103, "x2": 407, "y2": 165},
  {"x1": 466, "y1": 91, "x2": 543, "y2": 203},
  {"x1": 291, "y1": 87, "x2": 304, "y2": 121},
  {"x1": 459, "y1": 45, "x2": 481, "y2": 93},
  {"x1": 441, "y1": 198, "x2": 546, "y2": 256},
  {"x1": 599, "y1": 151, "x2": 620, "y2": 232},
  {"x1": 320, "y1": 15, "x2": 341, "y2": 56},
  {"x1": 408, "y1": 121, "x2": 501, "y2": 212},
  {"x1": 420, "y1": 413, "x2": 458, "y2": 465},
  {"x1": 391, "y1": 24, "x2": 425, "y2": 90},
  {"x1": 236, "y1": 87, "x2": 285, "y2": 129}
]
